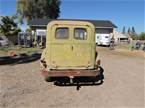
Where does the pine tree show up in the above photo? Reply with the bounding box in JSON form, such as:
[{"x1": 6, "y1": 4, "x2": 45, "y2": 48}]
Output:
[
  {"x1": 131, "y1": 27, "x2": 136, "y2": 35},
  {"x1": 127, "y1": 27, "x2": 131, "y2": 35},
  {"x1": 122, "y1": 26, "x2": 126, "y2": 34}
]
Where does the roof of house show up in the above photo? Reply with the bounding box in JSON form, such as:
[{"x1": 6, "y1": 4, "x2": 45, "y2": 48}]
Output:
[{"x1": 29, "y1": 19, "x2": 117, "y2": 28}]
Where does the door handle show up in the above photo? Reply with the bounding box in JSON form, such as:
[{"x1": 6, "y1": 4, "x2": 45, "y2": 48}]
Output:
[{"x1": 71, "y1": 46, "x2": 73, "y2": 51}]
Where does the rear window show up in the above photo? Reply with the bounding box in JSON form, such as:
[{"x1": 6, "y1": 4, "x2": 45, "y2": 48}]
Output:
[
  {"x1": 105, "y1": 36, "x2": 109, "y2": 38},
  {"x1": 74, "y1": 28, "x2": 87, "y2": 40},
  {"x1": 55, "y1": 28, "x2": 69, "y2": 39}
]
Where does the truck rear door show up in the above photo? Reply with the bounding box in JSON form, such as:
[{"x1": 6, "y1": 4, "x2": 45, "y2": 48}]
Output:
[
  {"x1": 50, "y1": 24, "x2": 74, "y2": 68},
  {"x1": 71, "y1": 26, "x2": 95, "y2": 69},
  {"x1": 50, "y1": 24, "x2": 95, "y2": 69}
]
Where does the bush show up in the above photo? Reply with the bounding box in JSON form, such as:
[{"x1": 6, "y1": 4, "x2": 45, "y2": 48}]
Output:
[
  {"x1": 0, "y1": 16, "x2": 21, "y2": 37},
  {"x1": 131, "y1": 35, "x2": 138, "y2": 40},
  {"x1": 139, "y1": 32, "x2": 145, "y2": 40}
]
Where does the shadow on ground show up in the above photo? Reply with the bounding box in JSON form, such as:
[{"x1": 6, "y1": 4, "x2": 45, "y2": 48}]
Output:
[
  {"x1": 0, "y1": 53, "x2": 41, "y2": 65},
  {"x1": 46, "y1": 66, "x2": 104, "y2": 90}
]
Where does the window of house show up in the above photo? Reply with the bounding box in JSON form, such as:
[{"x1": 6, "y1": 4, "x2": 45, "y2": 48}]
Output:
[
  {"x1": 74, "y1": 28, "x2": 87, "y2": 40},
  {"x1": 55, "y1": 28, "x2": 69, "y2": 39},
  {"x1": 105, "y1": 36, "x2": 109, "y2": 38}
]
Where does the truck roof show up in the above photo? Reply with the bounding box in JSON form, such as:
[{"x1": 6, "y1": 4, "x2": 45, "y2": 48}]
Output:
[{"x1": 47, "y1": 20, "x2": 95, "y2": 29}]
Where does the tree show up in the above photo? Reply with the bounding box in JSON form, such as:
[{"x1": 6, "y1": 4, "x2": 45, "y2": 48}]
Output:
[
  {"x1": 127, "y1": 27, "x2": 131, "y2": 35},
  {"x1": 16, "y1": 0, "x2": 61, "y2": 23},
  {"x1": 25, "y1": 28, "x2": 32, "y2": 33},
  {"x1": 139, "y1": 32, "x2": 145, "y2": 40},
  {"x1": 122, "y1": 26, "x2": 126, "y2": 34},
  {"x1": 131, "y1": 27, "x2": 136, "y2": 36},
  {"x1": 0, "y1": 16, "x2": 21, "y2": 36}
]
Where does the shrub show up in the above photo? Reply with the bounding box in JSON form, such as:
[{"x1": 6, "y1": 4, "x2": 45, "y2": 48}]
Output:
[{"x1": 139, "y1": 32, "x2": 145, "y2": 40}]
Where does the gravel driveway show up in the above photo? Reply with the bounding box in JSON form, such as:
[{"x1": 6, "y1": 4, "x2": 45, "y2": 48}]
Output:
[{"x1": 0, "y1": 47, "x2": 144, "y2": 108}]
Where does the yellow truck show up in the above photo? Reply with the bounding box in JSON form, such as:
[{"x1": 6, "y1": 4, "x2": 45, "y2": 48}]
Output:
[{"x1": 40, "y1": 20, "x2": 101, "y2": 83}]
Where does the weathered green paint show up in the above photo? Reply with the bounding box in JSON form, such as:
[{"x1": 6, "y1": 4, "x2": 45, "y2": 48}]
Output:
[{"x1": 41, "y1": 20, "x2": 96, "y2": 70}]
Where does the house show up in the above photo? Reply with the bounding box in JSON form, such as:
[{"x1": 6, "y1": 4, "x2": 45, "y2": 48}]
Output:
[
  {"x1": 113, "y1": 30, "x2": 129, "y2": 42},
  {"x1": 29, "y1": 19, "x2": 117, "y2": 45}
]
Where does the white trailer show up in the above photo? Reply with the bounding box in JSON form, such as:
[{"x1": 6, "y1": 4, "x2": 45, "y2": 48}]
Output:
[{"x1": 95, "y1": 33, "x2": 111, "y2": 46}]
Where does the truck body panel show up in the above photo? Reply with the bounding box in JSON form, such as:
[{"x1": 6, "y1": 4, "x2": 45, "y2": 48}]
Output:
[{"x1": 43, "y1": 21, "x2": 96, "y2": 70}]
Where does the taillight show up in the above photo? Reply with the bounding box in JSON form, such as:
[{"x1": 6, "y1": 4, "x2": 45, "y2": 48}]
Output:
[{"x1": 41, "y1": 60, "x2": 47, "y2": 68}]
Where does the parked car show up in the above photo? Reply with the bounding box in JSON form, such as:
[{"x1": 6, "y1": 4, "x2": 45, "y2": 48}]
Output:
[{"x1": 40, "y1": 20, "x2": 101, "y2": 83}]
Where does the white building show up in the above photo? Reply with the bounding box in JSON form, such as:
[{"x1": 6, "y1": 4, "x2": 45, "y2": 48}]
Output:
[{"x1": 113, "y1": 30, "x2": 129, "y2": 42}]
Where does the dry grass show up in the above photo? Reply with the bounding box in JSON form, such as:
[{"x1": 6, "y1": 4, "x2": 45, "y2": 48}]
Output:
[{"x1": 0, "y1": 46, "x2": 42, "y2": 57}]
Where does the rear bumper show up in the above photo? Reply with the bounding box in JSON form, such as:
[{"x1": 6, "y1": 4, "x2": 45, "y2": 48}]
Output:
[
  {"x1": 41, "y1": 68, "x2": 100, "y2": 78},
  {"x1": 41, "y1": 60, "x2": 101, "y2": 78}
]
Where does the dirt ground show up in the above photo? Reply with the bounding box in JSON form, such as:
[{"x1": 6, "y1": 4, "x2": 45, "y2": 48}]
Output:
[{"x1": 0, "y1": 47, "x2": 144, "y2": 108}]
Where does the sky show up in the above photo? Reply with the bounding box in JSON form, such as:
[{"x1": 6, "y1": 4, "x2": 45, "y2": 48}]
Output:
[{"x1": 0, "y1": 0, "x2": 144, "y2": 33}]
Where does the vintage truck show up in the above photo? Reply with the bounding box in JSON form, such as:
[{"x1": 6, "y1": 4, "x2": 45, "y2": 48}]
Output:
[{"x1": 40, "y1": 20, "x2": 101, "y2": 83}]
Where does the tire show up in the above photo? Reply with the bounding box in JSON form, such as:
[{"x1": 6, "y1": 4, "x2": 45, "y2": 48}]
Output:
[{"x1": 44, "y1": 77, "x2": 52, "y2": 82}]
